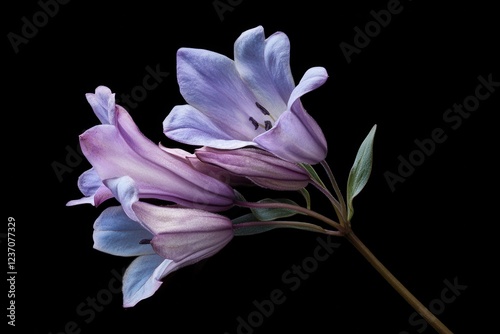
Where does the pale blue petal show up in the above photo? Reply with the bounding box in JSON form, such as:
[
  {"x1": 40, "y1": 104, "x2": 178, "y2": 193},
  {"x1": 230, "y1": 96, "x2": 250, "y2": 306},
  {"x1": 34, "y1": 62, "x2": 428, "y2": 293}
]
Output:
[
  {"x1": 264, "y1": 31, "x2": 296, "y2": 104},
  {"x1": 93, "y1": 206, "x2": 155, "y2": 257},
  {"x1": 122, "y1": 255, "x2": 171, "y2": 307},
  {"x1": 77, "y1": 168, "x2": 102, "y2": 196},
  {"x1": 286, "y1": 67, "x2": 328, "y2": 111},
  {"x1": 103, "y1": 176, "x2": 139, "y2": 222},
  {"x1": 176, "y1": 47, "x2": 261, "y2": 140},
  {"x1": 66, "y1": 196, "x2": 95, "y2": 206},
  {"x1": 66, "y1": 185, "x2": 113, "y2": 207},
  {"x1": 85, "y1": 85, "x2": 116, "y2": 125},
  {"x1": 163, "y1": 104, "x2": 255, "y2": 149},
  {"x1": 234, "y1": 26, "x2": 294, "y2": 117},
  {"x1": 65, "y1": 168, "x2": 113, "y2": 207}
]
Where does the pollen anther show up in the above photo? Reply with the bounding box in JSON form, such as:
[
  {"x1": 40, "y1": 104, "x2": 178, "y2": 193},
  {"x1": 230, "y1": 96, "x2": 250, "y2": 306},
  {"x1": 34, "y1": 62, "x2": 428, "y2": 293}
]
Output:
[
  {"x1": 249, "y1": 117, "x2": 259, "y2": 130},
  {"x1": 255, "y1": 102, "x2": 270, "y2": 116}
]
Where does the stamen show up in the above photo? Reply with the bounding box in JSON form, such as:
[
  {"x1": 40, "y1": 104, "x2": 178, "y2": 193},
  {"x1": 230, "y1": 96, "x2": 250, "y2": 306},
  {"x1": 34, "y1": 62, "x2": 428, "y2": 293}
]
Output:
[
  {"x1": 139, "y1": 239, "x2": 151, "y2": 244},
  {"x1": 256, "y1": 102, "x2": 276, "y2": 122},
  {"x1": 264, "y1": 121, "x2": 272, "y2": 131},
  {"x1": 255, "y1": 102, "x2": 270, "y2": 116},
  {"x1": 249, "y1": 117, "x2": 259, "y2": 130}
]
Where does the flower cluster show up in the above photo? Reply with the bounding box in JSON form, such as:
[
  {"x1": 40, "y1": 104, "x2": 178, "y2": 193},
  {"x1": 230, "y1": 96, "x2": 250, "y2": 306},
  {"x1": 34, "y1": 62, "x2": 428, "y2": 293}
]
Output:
[
  {"x1": 66, "y1": 24, "x2": 459, "y2": 334},
  {"x1": 68, "y1": 26, "x2": 355, "y2": 307}
]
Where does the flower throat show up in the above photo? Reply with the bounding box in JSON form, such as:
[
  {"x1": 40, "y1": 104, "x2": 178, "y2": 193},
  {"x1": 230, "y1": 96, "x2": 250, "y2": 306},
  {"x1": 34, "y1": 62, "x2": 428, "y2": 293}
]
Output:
[{"x1": 249, "y1": 102, "x2": 275, "y2": 131}]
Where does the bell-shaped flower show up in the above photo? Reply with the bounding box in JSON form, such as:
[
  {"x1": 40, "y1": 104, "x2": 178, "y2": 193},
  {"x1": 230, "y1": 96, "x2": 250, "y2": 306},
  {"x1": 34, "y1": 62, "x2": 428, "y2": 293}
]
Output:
[
  {"x1": 194, "y1": 147, "x2": 311, "y2": 191},
  {"x1": 92, "y1": 177, "x2": 234, "y2": 307},
  {"x1": 93, "y1": 204, "x2": 233, "y2": 307},
  {"x1": 66, "y1": 86, "x2": 117, "y2": 207},
  {"x1": 163, "y1": 25, "x2": 328, "y2": 164},
  {"x1": 67, "y1": 86, "x2": 235, "y2": 212},
  {"x1": 132, "y1": 201, "x2": 233, "y2": 263}
]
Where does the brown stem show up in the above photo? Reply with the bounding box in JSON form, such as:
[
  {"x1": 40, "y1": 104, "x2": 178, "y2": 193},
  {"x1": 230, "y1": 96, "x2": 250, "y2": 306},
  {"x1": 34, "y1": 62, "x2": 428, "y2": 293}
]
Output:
[{"x1": 345, "y1": 231, "x2": 453, "y2": 334}]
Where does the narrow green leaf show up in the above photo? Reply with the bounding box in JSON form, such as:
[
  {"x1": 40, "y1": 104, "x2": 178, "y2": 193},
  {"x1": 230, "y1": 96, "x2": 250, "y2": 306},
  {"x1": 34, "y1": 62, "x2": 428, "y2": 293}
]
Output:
[
  {"x1": 232, "y1": 215, "x2": 326, "y2": 236},
  {"x1": 252, "y1": 198, "x2": 301, "y2": 221},
  {"x1": 298, "y1": 188, "x2": 311, "y2": 209},
  {"x1": 233, "y1": 224, "x2": 282, "y2": 236},
  {"x1": 232, "y1": 213, "x2": 281, "y2": 236},
  {"x1": 234, "y1": 189, "x2": 247, "y2": 202},
  {"x1": 346, "y1": 124, "x2": 377, "y2": 221},
  {"x1": 299, "y1": 163, "x2": 327, "y2": 188},
  {"x1": 232, "y1": 213, "x2": 258, "y2": 225}
]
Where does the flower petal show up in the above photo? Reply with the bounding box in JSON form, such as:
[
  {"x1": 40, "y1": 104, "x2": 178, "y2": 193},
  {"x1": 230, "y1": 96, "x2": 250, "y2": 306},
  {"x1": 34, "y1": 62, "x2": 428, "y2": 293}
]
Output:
[
  {"x1": 254, "y1": 109, "x2": 328, "y2": 164},
  {"x1": 76, "y1": 168, "x2": 101, "y2": 196},
  {"x1": 66, "y1": 168, "x2": 114, "y2": 207},
  {"x1": 234, "y1": 25, "x2": 294, "y2": 117},
  {"x1": 132, "y1": 201, "x2": 233, "y2": 262},
  {"x1": 103, "y1": 176, "x2": 140, "y2": 222},
  {"x1": 195, "y1": 147, "x2": 310, "y2": 190},
  {"x1": 163, "y1": 104, "x2": 255, "y2": 149},
  {"x1": 93, "y1": 206, "x2": 155, "y2": 257},
  {"x1": 174, "y1": 47, "x2": 263, "y2": 140},
  {"x1": 187, "y1": 154, "x2": 254, "y2": 187},
  {"x1": 264, "y1": 31, "x2": 296, "y2": 103},
  {"x1": 122, "y1": 253, "x2": 216, "y2": 307},
  {"x1": 85, "y1": 85, "x2": 116, "y2": 125},
  {"x1": 287, "y1": 67, "x2": 329, "y2": 111},
  {"x1": 159, "y1": 144, "x2": 253, "y2": 187},
  {"x1": 122, "y1": 255, "x2": 171, "y2": 307},
  {"x1": 254, "y1": 67, "x2": 329, "y2": 164},
  {"x1": 79, "y1": 106, "x2": 235, "y2": 211}
]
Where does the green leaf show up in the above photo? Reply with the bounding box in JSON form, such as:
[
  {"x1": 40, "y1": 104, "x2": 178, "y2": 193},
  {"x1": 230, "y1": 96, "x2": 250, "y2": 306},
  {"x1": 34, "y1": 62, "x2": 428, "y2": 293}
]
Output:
[
  {"x1": 232, "y1": 216, "x2": 283, "y2": 236},
  {"x1": 231, "y1": 213, "x2": 258, "y2": 225},
  {"x1": 232, "y1": 214, "x2": 325, "y2": 236},
  {"x1": 298, "y1": 188, "x2": 311, "y2": 209},
  {"x1": 346, "y1": 124, "x2": 377, "y2": 222},
  {"x1": 234, "y1": 189, "x2": 247, "y2": 202},
  {"x1": 233, "y1": 225, "x2": 283, "y2": 236},
  {"x1": 252, "y1": 198, "x2": 301, "y2": 221},
  {"x1": 232, "y1": 213, "x2": 280, "y2": 236},
  {"x1": 299, "y1": 163, "x2": 326, "y2": 188},
  {"x1": 233, "y1": 190, "x2": 302, "y2": 222}
]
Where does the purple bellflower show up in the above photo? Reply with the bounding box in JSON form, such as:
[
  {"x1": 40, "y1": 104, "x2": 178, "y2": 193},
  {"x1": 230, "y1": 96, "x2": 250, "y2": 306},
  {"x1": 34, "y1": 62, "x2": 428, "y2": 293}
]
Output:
[
  {"x1": 194, "y1": 147, "x2": 311, "y2": 191},
  {"x1": 92, "y1": 176, "x2": 233, "y2": 307},
  {"x1": 67, "y1": 86, "x2": 235, "y2": 212},
  {"x1": 163, "y1": 25, "x2": 328, "y2": 164}
]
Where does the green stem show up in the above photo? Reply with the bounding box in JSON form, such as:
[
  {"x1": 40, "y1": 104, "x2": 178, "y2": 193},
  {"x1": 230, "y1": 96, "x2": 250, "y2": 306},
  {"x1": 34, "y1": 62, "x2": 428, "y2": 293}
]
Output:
[
  {"x1": 234, "y1": 200, "x2": 345, "y2": 233},
  {"x1": 233, "y1": 220, "x2": 344, "y2": 237},
  {"x1": 310, "y1": 179, "x2": 346, "y2": 226},
  {"x1": 345, "y1": 231, "x2": 454, "y2": 334},
  {"x1": 320, "y1": 160, "x2": 348, "y2": 223}
]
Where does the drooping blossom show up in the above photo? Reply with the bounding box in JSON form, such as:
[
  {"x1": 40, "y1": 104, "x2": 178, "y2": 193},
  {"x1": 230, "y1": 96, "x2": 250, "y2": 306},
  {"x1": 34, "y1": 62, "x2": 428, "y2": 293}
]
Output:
[
  {"x1": 163, "y1": 25, "x2": 328, "y2": 164},
  {"x1": 194, "y1": 147, "x2": 311, "y2": 191},
  {"x1": 92, "y1": 176, "x2": 234, "y2": 307},
  {"x1": 67, "y1": 86, "x2": 235, "y2": 212},
  {"x1": 66, "y1": 86, "x2": 116, "y2": 207}
]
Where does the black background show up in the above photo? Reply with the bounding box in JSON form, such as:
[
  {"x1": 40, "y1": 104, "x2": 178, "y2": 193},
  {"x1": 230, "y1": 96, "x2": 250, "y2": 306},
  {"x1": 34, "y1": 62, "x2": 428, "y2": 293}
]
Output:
[{"x1": 4, "y1": 0, "x2": 498, "y2": 333}]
